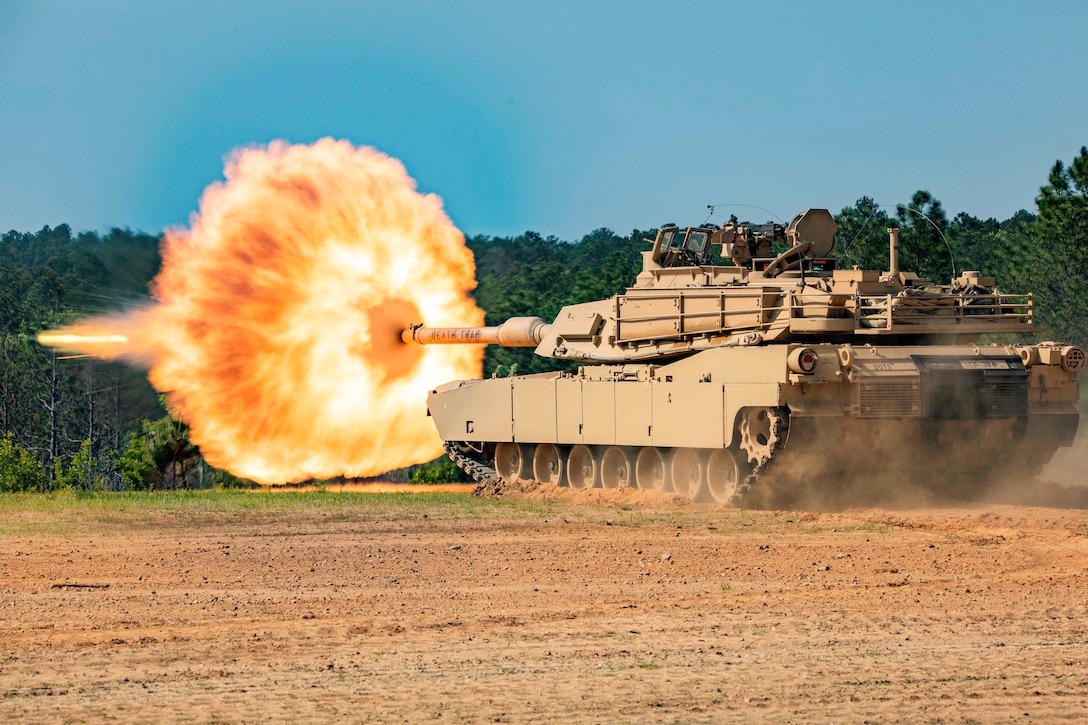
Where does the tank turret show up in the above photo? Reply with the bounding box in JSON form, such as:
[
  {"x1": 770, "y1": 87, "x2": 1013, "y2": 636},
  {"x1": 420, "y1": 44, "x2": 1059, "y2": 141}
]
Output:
[{"x1": 403, "y1": 209, "x2": 1084, "y2": 507}]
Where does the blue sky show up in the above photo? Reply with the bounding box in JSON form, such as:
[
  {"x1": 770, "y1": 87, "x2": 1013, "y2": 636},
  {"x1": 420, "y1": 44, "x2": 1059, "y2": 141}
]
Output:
[{"x1": 2, "y1": 1, "x2": 1087, "y2": 241}]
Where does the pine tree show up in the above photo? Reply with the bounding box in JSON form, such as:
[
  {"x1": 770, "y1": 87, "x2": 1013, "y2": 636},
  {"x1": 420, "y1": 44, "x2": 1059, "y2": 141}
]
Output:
[{"x1": 1032, "y1": 147, "x2": 1088, "y2": 346}]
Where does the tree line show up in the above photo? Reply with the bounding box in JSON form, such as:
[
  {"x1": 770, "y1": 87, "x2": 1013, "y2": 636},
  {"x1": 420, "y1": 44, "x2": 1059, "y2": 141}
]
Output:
[
  {"x1": 1, "y1": 148, "x2": 1086, "y2": 491},
  {"x1": 0, "y1": 225, "x2": 174, "y2": 491}
]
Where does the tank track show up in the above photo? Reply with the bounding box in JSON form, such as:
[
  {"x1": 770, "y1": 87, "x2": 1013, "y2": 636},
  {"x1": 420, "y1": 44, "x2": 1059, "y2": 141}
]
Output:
[
  {"x1": 445, "y1": 426, "x2": 787, "y2": 508},
  {"x1": 444, "y1": 441, "x2": 498, "y2": 482}
]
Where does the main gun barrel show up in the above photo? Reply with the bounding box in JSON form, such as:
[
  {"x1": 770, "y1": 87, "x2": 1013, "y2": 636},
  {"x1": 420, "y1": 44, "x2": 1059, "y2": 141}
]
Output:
[{"x1": 401, "y1": 316, "x2": 550, "y2": 348}]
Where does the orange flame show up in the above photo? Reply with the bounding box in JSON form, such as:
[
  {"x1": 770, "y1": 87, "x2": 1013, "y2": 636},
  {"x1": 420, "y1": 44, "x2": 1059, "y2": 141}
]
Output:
[{"x1": 39, "y1": 138, "x2": 485, "y2": 483}]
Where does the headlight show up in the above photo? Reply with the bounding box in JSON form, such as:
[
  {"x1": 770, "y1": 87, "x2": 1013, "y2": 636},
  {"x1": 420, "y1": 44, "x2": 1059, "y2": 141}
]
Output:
[
  {"x1": 788, "y1": 347, "x2": 818, "y2": 374},
  {"x1": 1061, "y1": 346, "x2": 1086, "y2": 373}
]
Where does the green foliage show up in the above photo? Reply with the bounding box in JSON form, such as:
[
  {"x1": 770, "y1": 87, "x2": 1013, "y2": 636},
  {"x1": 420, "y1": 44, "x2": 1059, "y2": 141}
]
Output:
[
  {"x1": 409, "y1": 458, "x2": 467, "y2": 484},
  {"x1": 836, "y1": 194, "x2": 1039, "y2": 294},
  {"x1": 1031, "y1": 146, "x2": 1088, "y2": 346},
  {"x1": 0, "y1": 433, "x2": 47, "y2": 492},
  {"x1": 0, "y1": 225, "x2": 159, "y2": 335},
  {"x1": 836, "y1": 196, "x2": 892, "y2": 271},
  {"x1": 121, "y1": 414, "x2": 201, "y2": 490},
  {"x1": 946, "y1": 210, "x2": 1036, "y2": 297},
  {"x1": 144, "y1": 416, "x2": 197, "y2": 482},
  {"x1": 116, "y1": 432, "x2": 157, "y2": 491},
  {"x1": 110, "y1": 414, "x2": 222, "y2": 491},
  {"x1": 0, "y1": 225, "x2": 164, "y2": 489},
  {"x1": 896, "y1": 190, "x2": 951, "y2": 282},
  {"x1": 469, "y1": 227, "x2": 655, "y2": 376},
  {"x1": 53, "y1": 439, "x2": 105, "y2": 491},
  {"x1": 209, "y1": 469, "x2": 260, "y2": 489}
]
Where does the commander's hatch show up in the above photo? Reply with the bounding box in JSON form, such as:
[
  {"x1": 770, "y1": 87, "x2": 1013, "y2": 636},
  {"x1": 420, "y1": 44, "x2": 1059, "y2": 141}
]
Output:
[{"x1": 651, "y1": 225, "x2": 714, "y2": 267}]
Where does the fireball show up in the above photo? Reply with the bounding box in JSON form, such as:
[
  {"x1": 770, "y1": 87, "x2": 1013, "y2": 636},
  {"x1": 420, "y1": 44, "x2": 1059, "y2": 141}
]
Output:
[{"x1": 40, "y1": 138, "x2": 484, "y2": 482}]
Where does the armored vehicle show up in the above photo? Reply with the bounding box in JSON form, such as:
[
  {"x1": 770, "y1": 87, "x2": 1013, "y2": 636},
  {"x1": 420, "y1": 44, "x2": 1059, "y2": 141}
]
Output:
[{"x1": 402, "y1": 209, "x2": 1084, "y2": 505}]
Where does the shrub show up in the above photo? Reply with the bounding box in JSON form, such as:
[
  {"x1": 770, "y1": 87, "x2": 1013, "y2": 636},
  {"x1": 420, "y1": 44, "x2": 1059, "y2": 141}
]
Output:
[
  {"x1": 409, "y1": 459, "x2": 464, "y2": 484},
  {"x1": 53, "y1": 439, "x2": 106, "y2": 491},
  {"x1": 116, "y1": 432, "x2": 157, "y2": 491},
  {"x1": 210, "y1": 469, "x2": 259, "y2": 489},
  {"x1": 0, "y1": 434, "x2": 47, "y2": 492}
]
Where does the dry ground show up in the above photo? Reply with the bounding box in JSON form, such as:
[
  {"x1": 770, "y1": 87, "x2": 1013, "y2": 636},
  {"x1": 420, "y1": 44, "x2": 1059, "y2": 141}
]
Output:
[{"x1": 1, "y1": 484, "x2": 1088, "y2": 724}]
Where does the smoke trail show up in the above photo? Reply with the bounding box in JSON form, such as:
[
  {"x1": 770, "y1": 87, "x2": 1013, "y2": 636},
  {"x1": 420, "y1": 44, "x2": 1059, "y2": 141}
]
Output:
[{"x1": 40, "y1": 138, "x2": 484, "y2": 483}]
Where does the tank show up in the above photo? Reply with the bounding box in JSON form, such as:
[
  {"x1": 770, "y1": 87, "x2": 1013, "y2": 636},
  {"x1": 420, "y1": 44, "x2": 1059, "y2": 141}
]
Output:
[{"x1": 402, "y1": 209, "x2": 1085, "y2": 506}]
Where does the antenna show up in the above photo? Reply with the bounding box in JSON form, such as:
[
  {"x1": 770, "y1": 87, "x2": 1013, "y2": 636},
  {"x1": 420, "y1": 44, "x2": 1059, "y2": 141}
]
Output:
[
  {"x1": 839, "y1": 203, "x2": 956, "y2": 278},
  {"x1": 897, "y1": 205, "x2": 957, "y2": 279},
  {"x1": 704, "y1": 203, "x2": 786, "y2": 226}
]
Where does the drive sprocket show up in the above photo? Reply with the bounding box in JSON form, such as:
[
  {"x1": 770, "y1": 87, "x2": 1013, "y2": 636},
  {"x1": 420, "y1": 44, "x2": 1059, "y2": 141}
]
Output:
[{"x1": 738, "y1": 407, "x2": 785, "y2": 467}]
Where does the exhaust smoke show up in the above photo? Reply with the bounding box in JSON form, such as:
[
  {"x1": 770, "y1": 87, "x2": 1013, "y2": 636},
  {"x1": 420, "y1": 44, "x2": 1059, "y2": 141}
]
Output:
[{"x1": 39, "y1": 138, "x2": 485, "y2": 483}]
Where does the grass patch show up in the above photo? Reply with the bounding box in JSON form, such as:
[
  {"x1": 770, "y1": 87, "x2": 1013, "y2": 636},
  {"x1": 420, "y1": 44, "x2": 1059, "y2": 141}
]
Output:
[
  {"x1": 0, "y1": 488, "x2": 830, "y2": 537},
  {"x1": 0, "y1": 489, "x2": 567, "y2": 535}
]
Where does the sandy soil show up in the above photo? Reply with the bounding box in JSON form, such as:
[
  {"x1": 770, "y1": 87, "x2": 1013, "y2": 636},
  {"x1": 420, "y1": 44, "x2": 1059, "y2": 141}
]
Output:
[{"x1": 2, "y1": 485, "x2": 1088, "y2": 724}]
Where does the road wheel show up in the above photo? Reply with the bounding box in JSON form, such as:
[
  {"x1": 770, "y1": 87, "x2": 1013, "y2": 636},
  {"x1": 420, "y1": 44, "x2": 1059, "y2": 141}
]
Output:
[
  {"x1": 668, "y1": 448, "x2": 704, "y2": 499},
  {"x1": 600, "y1": 447, "x2": 633, "y2": 488},
  {"x1": 704, "y1": 448, "x2": 742, "y2": 505},
  {"x1": 532, "y1": 443, "x2": 567, "y2": 487},
  {"x1": 495, "y1": 442, "x2": 531, "y2": 483},
  {"x1": 635, "y1": 447, "x2": 667, "y2": 491},
  {"x1": 567, "y1": 445, "x2": 599, "y2": 489}
]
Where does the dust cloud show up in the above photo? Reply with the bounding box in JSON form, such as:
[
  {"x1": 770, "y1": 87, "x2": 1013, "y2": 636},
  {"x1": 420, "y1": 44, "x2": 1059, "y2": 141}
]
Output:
[
  {"x1": 1002, "y1": 420, "x2": 1088, "y2": 508},
  {"x1": 745, "y1": 412, "x2": 1088, "y2": 511},
  {"x1": 40, "y1": 139, "x2": 484, "y2": 483}
]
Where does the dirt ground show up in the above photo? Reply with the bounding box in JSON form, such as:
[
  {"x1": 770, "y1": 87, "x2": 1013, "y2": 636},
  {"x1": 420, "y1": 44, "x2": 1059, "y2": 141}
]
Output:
[{"x1": 2, "y1": 483, "x2": 1088, "y2": 724}]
